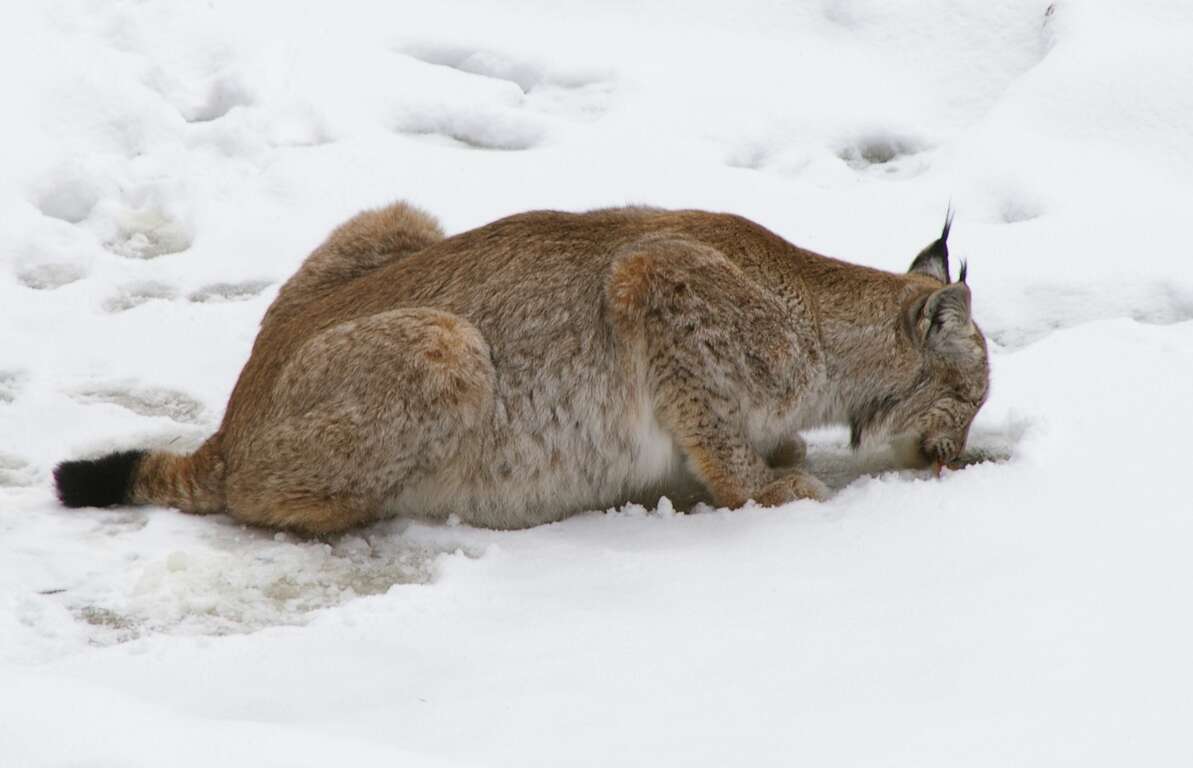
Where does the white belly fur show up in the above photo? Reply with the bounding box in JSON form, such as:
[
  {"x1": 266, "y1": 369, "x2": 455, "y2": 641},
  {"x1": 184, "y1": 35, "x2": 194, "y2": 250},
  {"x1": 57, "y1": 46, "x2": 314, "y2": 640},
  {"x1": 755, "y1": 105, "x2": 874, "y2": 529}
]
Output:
[{"x1": 386, "y1": 387, "x2": 694, "y2": 528}]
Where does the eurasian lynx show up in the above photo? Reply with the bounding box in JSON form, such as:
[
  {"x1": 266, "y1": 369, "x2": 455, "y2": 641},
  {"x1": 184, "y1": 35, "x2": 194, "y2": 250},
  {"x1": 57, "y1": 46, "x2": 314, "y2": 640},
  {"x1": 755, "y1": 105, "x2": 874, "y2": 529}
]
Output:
[{"x1": 55, "y1": 204, "x2": 988, "y2": 534}]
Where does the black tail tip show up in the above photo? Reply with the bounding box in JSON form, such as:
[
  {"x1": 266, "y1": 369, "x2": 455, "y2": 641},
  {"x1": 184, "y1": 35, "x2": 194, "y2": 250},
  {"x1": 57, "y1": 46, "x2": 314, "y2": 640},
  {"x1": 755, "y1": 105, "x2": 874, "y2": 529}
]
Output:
[{"x1": 53, "y1": 450, "x2": 146, "y2": 508}]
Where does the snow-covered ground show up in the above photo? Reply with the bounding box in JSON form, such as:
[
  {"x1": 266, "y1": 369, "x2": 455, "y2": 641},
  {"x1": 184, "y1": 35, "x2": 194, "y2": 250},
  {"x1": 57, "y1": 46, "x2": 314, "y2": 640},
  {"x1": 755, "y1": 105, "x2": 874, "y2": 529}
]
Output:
[{"x1": 4, "y1": 0, "x2": 1193, "y2": 764}]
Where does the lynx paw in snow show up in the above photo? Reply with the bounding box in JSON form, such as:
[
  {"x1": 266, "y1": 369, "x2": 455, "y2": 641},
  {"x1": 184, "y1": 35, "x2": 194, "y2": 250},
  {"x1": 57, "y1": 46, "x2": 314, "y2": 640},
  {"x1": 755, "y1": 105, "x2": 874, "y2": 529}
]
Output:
[{"x1": 755, "y1": 470, "x2": 830, "y2": 506}]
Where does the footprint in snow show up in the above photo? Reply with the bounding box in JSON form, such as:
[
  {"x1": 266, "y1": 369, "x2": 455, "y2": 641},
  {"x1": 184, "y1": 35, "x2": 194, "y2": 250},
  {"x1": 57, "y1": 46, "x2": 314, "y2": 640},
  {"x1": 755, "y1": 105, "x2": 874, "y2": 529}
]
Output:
[
  {"x1": 0, "y1": 453, "x2": 38, "y2": 487},
  {"x1": 16, "y1": 263, "x2": 89, "y2": 290},
  {"x1": 188, "y1": 280, "x2": 272, "y2": 303},
  {"x1": 72, "y1": 385, "x2": 207, "y2": 425},
  {"x1": 173, "y1": 72, "x2": 255, "y2": 124},
  {"x1": 400, "y1": 43, "x2": 550, "y2": 92},
  {"x1": 103, "y1": 282, "x2": 178, "y2": 312},
  {"x1": 0, "y1": 371, "x2": 28, "y2": 404},
  {"x1": 393, "y1": 42, "x2": 614, "y2": 150},
  {"x1": 104, "y1": 206, "x2": 192, "y2": 260},
  {"x1": 726, "y1": 131, "x2": 930, "y2": 181},
  {"x1": 835, "y1": 133, "x2": 930, "y2": 179},
  {"x1": 1000, "y1": 195, "x2": 1045, "y2": 224},
  {"x1": 32, "y1": 170, "x2": 106, "y2": 224},
  {"x1": 396, "y1": 106, "x2": 547, "y2": 151}
]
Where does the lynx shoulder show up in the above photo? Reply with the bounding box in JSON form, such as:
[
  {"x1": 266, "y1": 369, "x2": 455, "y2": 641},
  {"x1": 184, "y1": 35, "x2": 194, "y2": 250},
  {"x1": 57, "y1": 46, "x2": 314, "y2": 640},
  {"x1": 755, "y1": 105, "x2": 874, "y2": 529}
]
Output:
[{"x1": 54, "y1": 203, "x2": 989, "y2": 534}]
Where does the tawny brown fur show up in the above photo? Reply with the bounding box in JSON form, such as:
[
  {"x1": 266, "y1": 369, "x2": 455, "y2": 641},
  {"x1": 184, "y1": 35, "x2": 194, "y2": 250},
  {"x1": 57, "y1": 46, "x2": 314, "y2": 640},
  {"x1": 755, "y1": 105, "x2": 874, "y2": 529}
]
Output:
[{"x1": 103, "y1": 202, "x2": 989, "y2": 535}]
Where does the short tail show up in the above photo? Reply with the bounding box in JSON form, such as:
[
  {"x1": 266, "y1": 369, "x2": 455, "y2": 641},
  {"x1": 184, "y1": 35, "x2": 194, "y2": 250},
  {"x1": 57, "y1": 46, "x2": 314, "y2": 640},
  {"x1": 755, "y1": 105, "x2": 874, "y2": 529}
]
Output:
[{"x1": 53, "y1": 435, "x2": 225, "y2": 514}]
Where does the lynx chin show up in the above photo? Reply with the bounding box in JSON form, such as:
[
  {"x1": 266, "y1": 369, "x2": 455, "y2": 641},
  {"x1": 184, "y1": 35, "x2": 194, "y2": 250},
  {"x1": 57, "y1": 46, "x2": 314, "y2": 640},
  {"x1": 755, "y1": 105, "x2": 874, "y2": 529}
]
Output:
[{"x1": 54, "y1": 203, "x2": 989, "y2": 535}]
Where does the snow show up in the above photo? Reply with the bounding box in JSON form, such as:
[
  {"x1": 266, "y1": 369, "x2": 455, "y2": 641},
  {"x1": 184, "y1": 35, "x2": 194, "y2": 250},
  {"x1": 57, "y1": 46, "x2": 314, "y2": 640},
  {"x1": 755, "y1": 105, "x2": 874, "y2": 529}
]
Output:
[{"x1": 3, "y1": 0, "x2": 1193, "y2": 764}]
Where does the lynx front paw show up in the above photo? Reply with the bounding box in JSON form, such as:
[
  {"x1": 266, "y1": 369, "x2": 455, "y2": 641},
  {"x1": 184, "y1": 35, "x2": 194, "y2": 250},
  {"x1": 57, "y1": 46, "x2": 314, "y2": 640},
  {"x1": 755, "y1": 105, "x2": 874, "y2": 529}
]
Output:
[
  {"x1": 920, "y1": 433, "x2": 963, "y2": 472},
  {"x1": 754, "y1": 470, "x2": 829, "y2": 507}
]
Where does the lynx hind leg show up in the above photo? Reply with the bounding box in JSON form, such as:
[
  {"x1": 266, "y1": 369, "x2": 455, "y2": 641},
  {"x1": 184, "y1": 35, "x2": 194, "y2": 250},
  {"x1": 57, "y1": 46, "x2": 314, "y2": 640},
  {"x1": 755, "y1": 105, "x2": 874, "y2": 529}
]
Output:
[
  {"x1": 267, "y1": 201, "x2": 445, "y2": 321},
  {"x1": 225, "y1": 308, "x2": 494, "y2": 536},
  {"x1": 608, "y1": 237, "x2": 827, "y2": 509}
]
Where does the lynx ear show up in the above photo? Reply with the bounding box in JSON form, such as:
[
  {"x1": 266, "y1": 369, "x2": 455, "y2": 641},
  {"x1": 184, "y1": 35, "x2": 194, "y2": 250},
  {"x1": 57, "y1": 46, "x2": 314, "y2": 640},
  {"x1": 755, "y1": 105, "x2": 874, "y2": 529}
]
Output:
[
  {"x1": 903, "y1": 282, "x2": 973, "y2": 354},
  {"x1": 908, "y1": 207, "x2": 954, "y2": 283}
]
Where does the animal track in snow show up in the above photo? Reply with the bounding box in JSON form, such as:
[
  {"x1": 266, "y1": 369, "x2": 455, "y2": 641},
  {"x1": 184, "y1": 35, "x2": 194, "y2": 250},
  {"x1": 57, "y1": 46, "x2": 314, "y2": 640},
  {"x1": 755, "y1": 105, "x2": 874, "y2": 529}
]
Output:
[
  {"x1": 394, "y1": 43, "x2": 614, "y2": 150},
  {"x1": 103, "y1": 282, "x2": 178, "y2": 312},
  {"x1": 726, "y1": 131, "x2": 929, "y2": 182},
  {"x1": 0, "y1": 453, "x2": 37, "y2": 487},
  {"x1": 400, "y1": 43, "x2": 610, "y2": 95},
  {"x1": 16, "y1": 263, "x2": 88, "y2": 290},
  {"x1": 836, "y1": 133, "x2": 929, "y2": 178},
  {"x1": 104, "y1": 206, "x2": 192, "y2": 259},
  {"x1": 86, "y1": 509, "x2": 151, "y2": 538},
  {"x1": 73, "y1": 385, "x2": 206, "y2": 425},
  {"x1": 188, "y1": 280, "x2": 272, "y2": 303},
  {"x1": 266, "y1": 105, "x2": 335, "y2": 148},
  {"x1": 177, "y1": 73, "x2": 255, "y2": 124},
  {"x1": 724, "y1": 141, "x2": 816, "y2": 178},
  {"x1": 999, "y1": 196, "x2": 1044, "y2": 224},
  {"x1": 73, "y1": 606, "x2": 138, "y2": 641},
  {"x1": 987, "y1": 284, "x2": 1193, "y2": 350},
  {"x1": 725, "y1": 143, "x2": 771, "y2": 171},
  {"x1": 0, "y1": 371, "x2": 27, "y2": 403},
  {"x1": 32, "y1": 168, "x2": 106, "y2": 224},
  {"x1": 397, "y1": 106, "x2": 546, "y2": 151},
  {"x1": 523, "y1": 80, "x2": 614, "y2": 123},
  {"x1": 401, "y1": 44, "x2": 544, "y2": 91}
]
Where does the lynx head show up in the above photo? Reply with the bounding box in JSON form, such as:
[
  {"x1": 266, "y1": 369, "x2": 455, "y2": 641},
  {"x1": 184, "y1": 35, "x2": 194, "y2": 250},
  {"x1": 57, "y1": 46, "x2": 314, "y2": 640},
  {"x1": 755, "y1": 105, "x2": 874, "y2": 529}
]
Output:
[{"x1": 855, "y1": 209, "x2": 990, "y2": 468}]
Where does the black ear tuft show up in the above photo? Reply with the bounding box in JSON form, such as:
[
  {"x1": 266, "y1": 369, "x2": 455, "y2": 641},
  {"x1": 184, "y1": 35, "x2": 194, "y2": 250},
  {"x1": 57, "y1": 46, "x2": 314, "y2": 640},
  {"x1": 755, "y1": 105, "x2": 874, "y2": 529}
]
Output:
[
  {"x1": 53, "y1": 450, "x2": 145, "y2": 508},
  {"x1": 959, "y1": 258, "x2": 968, "y2": 284},
  {"x1": 908, "y1": 205, "x2": 954, "y2": 283},
  {"x1": 941, "y1": 205, "x2": 954, "y2": 243}
]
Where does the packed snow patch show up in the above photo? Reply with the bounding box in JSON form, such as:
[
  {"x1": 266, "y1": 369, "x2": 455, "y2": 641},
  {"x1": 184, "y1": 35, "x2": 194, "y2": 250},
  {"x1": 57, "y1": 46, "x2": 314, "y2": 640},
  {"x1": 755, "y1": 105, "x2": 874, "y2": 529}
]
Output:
[{"x1": 52, "y1": 522, "x2": 480, "y2": 644}]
